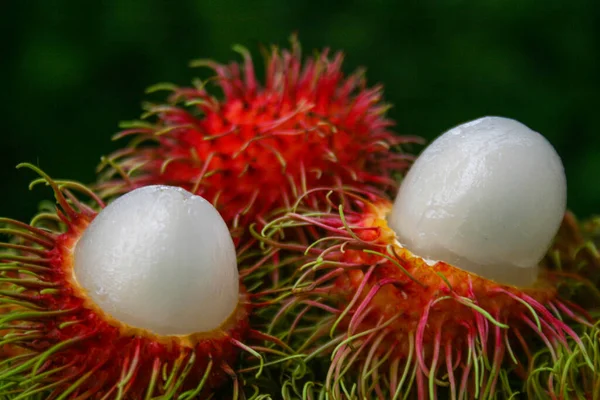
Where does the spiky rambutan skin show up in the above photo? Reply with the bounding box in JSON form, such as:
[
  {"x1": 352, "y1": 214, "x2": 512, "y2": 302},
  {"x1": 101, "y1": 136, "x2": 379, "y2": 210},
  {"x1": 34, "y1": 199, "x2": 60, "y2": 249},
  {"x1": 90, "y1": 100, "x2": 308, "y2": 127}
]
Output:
[
  {"x1": 522, "y1": 215, "x2": 600, "y2": 399},
  {"x1": 96, "y1": 38, "x2": 418, "y2": 233},
  {"x1": 543, "y1": 212, "x2": 600, "y2": 310},
  {"x1": 525, "y1": 317, "x2": 600, "y2": 399},
  {"x1": 258, "y1": 189, "x2": 598, "y2": 399},
  {"x1": 0, "y1": 167, "x2": 271, "y2": 399}
]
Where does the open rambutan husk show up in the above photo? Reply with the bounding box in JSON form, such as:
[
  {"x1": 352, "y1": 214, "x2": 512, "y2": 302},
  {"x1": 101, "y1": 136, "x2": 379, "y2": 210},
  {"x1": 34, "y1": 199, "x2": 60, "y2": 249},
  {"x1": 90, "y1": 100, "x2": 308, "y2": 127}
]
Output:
[
  {"x1": 254, "y1": 188, "x2": 600, "y2": 399},
  {"x1": 0, "y1": 164, "x2": 293, "y2": 399},
  {"x1": 95, "y1": 36, "x2": 420, "y2": 237}
]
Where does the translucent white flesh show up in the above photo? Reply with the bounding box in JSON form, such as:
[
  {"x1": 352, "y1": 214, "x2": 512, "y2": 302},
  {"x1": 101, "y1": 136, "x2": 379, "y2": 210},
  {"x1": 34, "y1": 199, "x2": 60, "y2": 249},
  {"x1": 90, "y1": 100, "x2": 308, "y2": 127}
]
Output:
[
  {"x1": 389, "y1": 116, "x2": 566, "y2": 287},
  {"x1": 73, "y1": 185, "x2": 239, "y2": 336}
]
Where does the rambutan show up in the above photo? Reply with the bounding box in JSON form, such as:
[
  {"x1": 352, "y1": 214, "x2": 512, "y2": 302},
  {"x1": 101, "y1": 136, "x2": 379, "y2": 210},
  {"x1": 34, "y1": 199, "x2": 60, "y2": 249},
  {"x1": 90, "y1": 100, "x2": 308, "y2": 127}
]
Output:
[
  {"x1": 0, "y1": 164, "x2": 286, "y2": 399},
  {"x1": 96, "y1": 37, "x2": 418, "y2": 234},
  {"x1": 256, "y1": 117, "x2": 600, "y2": 399},
  {"x1": 526, "y1": 317, "x2": 600, "y2": 398},
  {"x1": 544, "y1": 211, "x2": 600, "y2": 310}
]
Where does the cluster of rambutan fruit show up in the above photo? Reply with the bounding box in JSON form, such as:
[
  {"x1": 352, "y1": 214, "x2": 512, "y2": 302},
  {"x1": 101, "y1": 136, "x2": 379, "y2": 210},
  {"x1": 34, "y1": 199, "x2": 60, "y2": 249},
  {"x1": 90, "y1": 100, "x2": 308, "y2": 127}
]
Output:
[{"x1": 0, "y1": 37, "x2": 598, "y2": 400}]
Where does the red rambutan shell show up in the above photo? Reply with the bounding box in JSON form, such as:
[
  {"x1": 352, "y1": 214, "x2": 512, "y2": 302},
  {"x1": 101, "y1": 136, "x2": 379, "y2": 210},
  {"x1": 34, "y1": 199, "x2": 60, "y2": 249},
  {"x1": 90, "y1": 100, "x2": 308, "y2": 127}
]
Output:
[
  {"x1": 0, "y1": 168, "x2": 262, "y2": 399},
  {"x1": 97, "y1": 38, "x2": 419, "y2": 232},
  {"x1": 258, "y1": 190, "x2": 597, "y2": 399}
]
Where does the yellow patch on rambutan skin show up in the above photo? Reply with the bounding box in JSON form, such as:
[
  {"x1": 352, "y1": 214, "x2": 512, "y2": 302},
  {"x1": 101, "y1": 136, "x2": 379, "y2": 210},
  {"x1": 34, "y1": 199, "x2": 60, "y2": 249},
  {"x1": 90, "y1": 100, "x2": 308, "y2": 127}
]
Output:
[
  {"x1": 0, "y1": 165, "x2": 286, "y2": 400},
  {"x1": 257, "y1": 189, "x2": 597, "y2": 400}
]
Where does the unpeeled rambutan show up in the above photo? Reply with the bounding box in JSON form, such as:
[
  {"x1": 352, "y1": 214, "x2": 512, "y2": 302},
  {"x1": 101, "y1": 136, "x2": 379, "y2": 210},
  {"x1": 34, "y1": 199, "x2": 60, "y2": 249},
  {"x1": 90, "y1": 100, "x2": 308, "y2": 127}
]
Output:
[
  {"x1": 0, "y1": 164, "x2": 285, "y2": 399},
  {"x1": 525, "y1": 213, "x2": 600, "y2": 398},
  {"x1": 544, "y1": 211, "x2": 600, "y2": 309},
  {"x1": 526, "y1": 317, "x2": 600, "y2": 398},
  {"x1": 257, "y1": 117, "x2": 600, "y2": 399},
  {"x1": 96, "y1": 37, "x2": 418, "y2": 234}
]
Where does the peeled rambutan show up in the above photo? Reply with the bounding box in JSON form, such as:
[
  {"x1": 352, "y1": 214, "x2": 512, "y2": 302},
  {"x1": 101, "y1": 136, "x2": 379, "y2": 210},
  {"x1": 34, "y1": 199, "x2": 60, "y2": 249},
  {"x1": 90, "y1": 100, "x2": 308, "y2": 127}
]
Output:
[
  {"x1": 96, "y1": 37, "x2": 419, "y2": 234},
  {"x1": 0, "y1": 164, "x2": 284, "y2": 399},
  {"x1": 257, "y1": 117, "x2": 600, "y2": 399}
]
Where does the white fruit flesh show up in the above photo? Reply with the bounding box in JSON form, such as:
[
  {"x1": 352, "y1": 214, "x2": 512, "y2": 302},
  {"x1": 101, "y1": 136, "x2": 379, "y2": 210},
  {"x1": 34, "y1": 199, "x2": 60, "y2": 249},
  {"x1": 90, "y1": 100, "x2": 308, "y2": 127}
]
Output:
[
  {"x1": 73, "y1": 185, "x2": 239, "y2": 335},
  {"x1": 389, "y1": 116, "x2": 566, "y2": 287}
]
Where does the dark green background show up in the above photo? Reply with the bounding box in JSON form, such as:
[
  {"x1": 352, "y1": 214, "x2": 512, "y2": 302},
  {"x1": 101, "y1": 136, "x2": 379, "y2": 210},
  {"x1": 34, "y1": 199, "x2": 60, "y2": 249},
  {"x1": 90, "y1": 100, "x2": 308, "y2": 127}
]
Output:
[{"x1": 2, "y1": 0, "x2": 599, "y2": 222}]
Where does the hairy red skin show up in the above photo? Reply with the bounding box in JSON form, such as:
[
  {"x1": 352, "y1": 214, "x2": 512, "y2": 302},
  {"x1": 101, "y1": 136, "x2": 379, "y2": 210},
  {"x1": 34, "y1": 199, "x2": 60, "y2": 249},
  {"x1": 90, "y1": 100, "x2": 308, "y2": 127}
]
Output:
[
  {"x1": 0, "y1": 179, "x2": 253, "y2": 399},
  {"x1": 334, "y1": 248, "x2": 556, "y2": 362},
  {"x1": 97, "y1": 39, "x2": 419, "y2": 232},
  {"x1": 261, "y1": 192, "x2": 594, "y2": 399}
]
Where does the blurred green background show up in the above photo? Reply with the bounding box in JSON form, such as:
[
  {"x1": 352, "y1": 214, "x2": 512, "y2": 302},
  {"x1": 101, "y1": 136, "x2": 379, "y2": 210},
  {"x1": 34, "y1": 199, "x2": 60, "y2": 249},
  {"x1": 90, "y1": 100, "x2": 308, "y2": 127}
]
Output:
[{"x1": 2, "y1": 0, "x2": 599, "y2": 222}]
